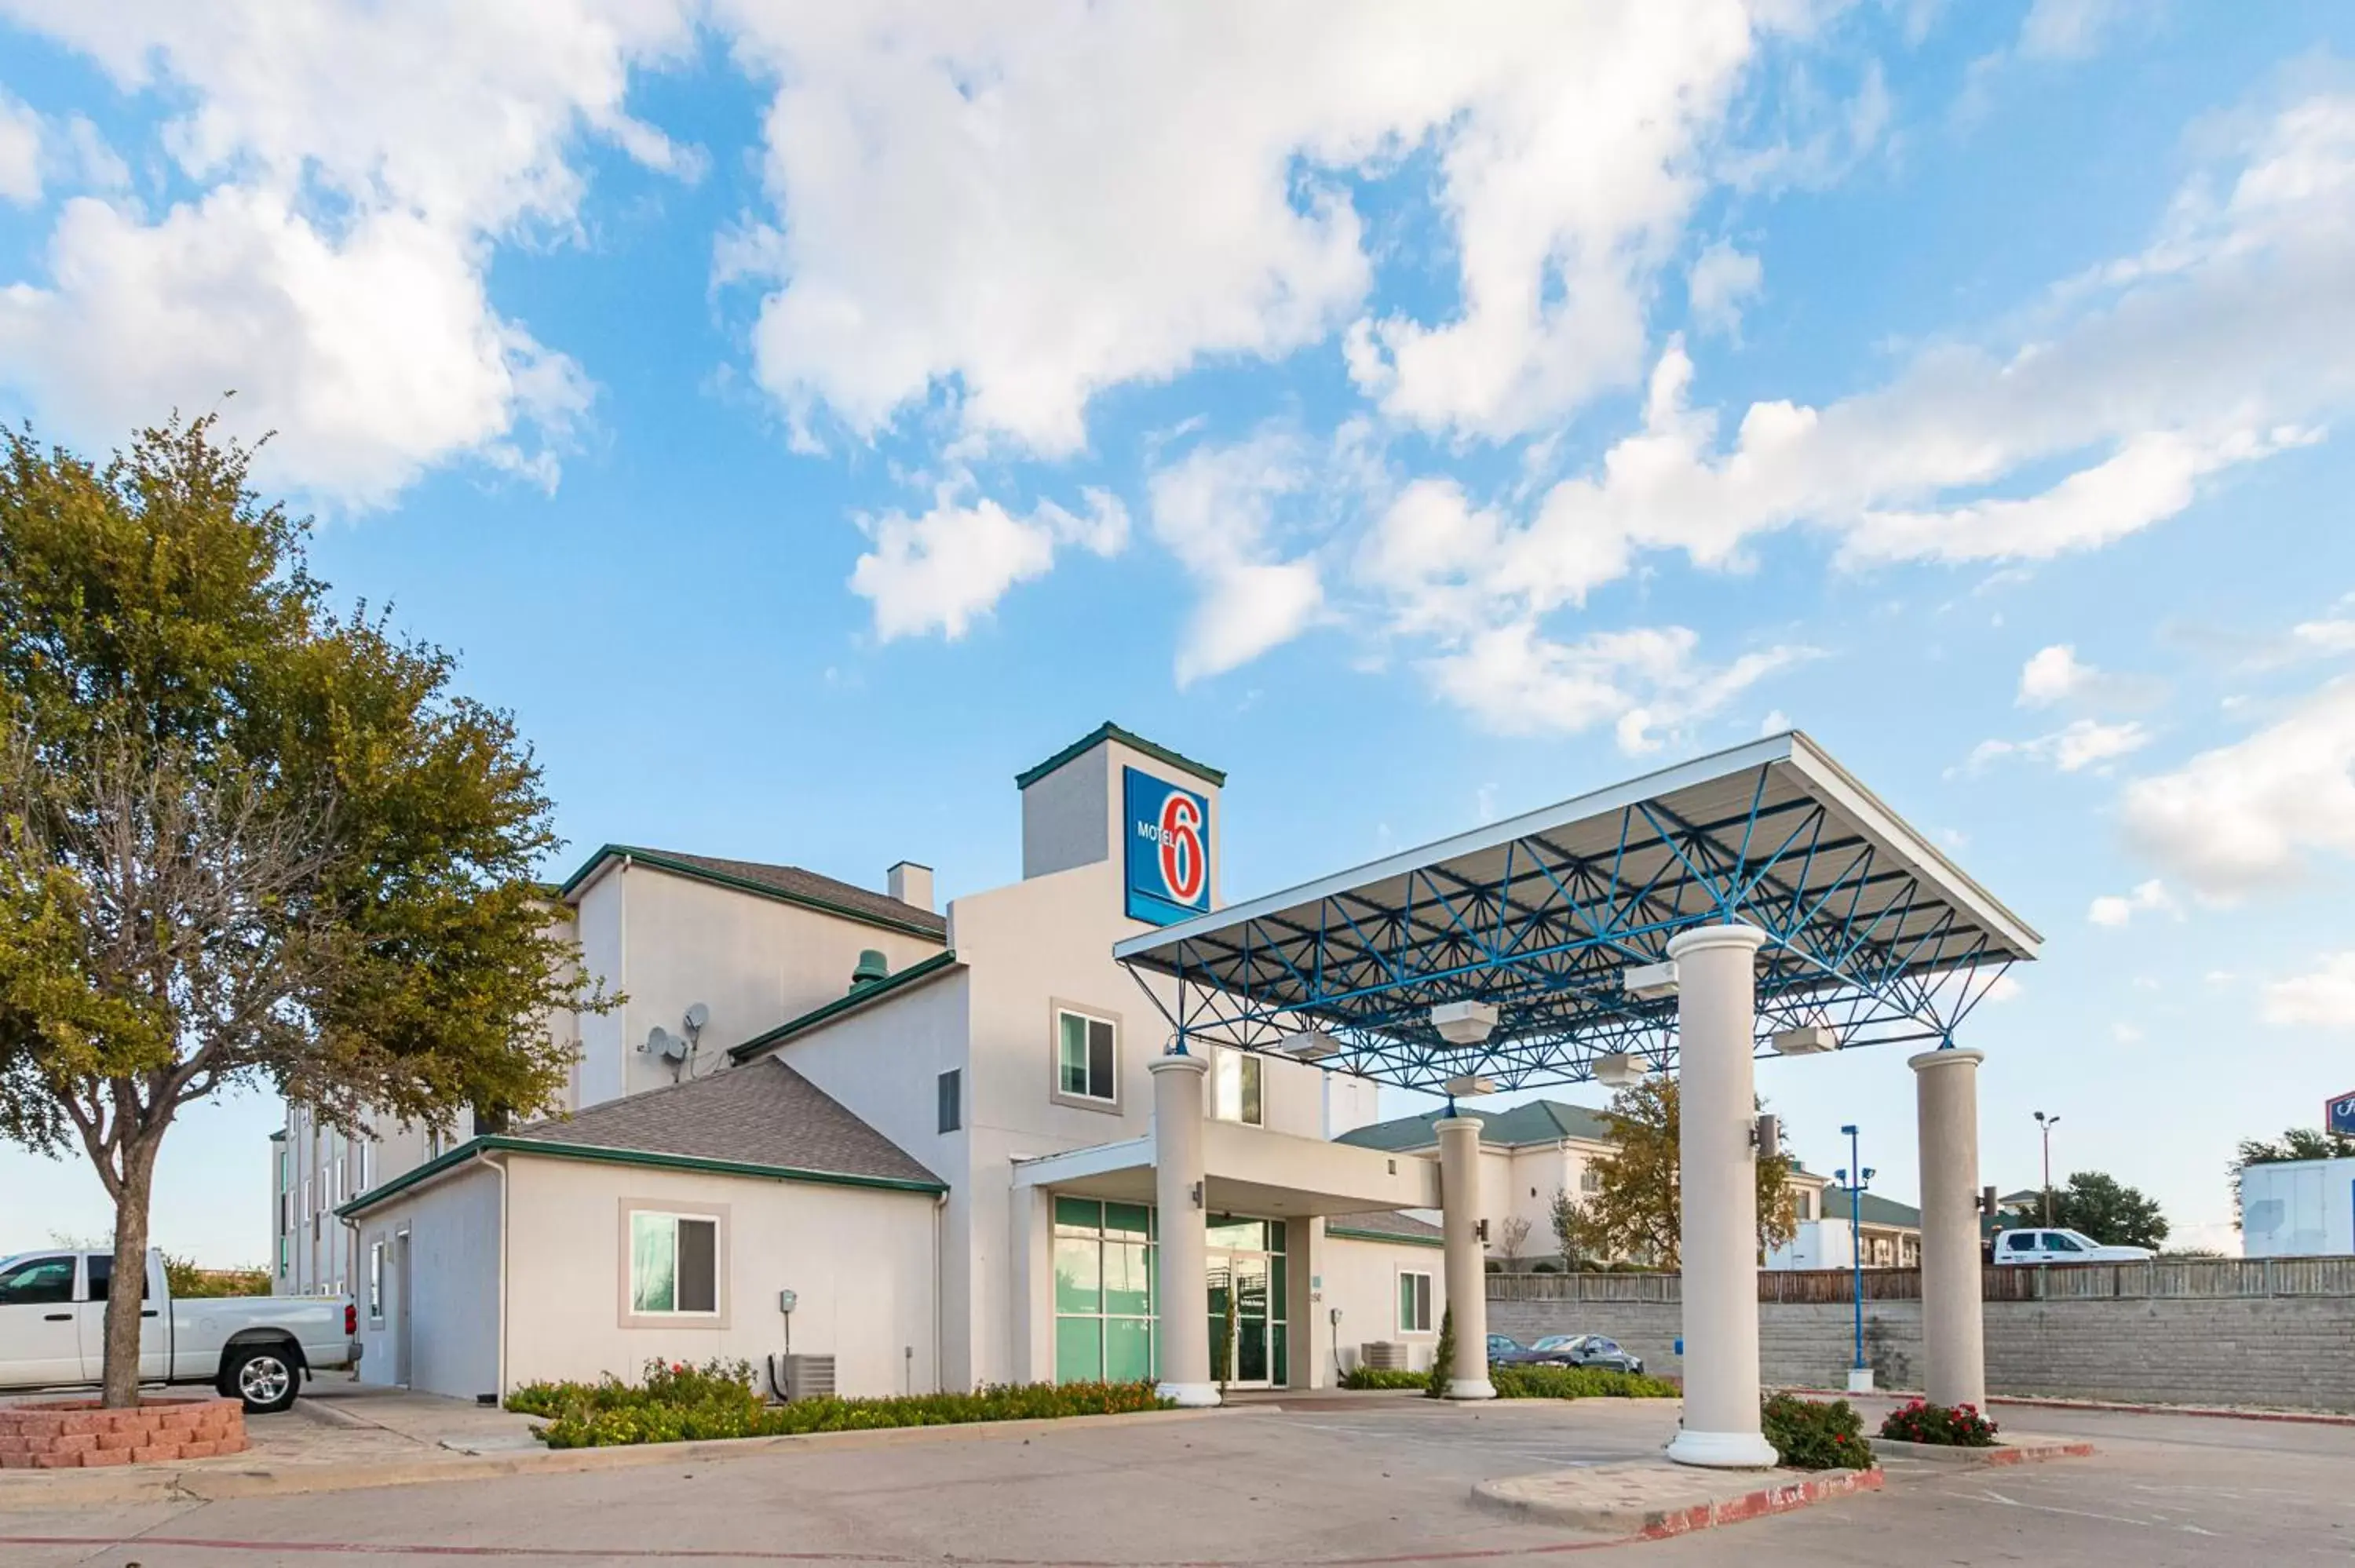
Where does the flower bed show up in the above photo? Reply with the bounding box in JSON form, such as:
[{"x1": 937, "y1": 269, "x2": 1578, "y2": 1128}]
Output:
[
  {"x1": 1336, "y1": 1368, "x2": 1428, "y2": 1390},
  {"x1": 1879, "y1": 1399, "x2": 1999, "y2": 1446},
  {"x1": 1337, "y1": 1363, "x2": 1675, "y2": 1398},
  {"x1": 0, "y1": 1395, "x2": 246, "y2": 1468},
  {"x1": 508, "y1": 1359, "x2": 1174, "y2": 1449},
  {"x1": 1762, "y1": 1392, "x2": 1873, "y2": 1470}
]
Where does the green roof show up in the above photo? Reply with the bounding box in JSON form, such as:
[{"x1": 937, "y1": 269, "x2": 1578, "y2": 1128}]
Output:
[
  {"x1": 1014, "y1": 723, "x2": 1226, "y2": 790},
  {"x1": 728, "y1": 950, "x2": 965, "y2": 1062},
  {"x1": 1822, "y1": 1187, "x2": 1922, "y2": 1229},
  {"x1": 1337, "y1": 1099, "x2": 1616, "y2": 1153}
]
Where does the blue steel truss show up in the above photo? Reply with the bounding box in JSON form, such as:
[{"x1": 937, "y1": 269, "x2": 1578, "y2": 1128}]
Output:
[{"x1": 1117, "y1": 757, "x2": 2025, "y2": 1094}]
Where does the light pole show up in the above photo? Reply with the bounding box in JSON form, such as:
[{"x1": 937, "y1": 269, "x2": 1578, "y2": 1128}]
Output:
[
  {"x1": 1835, "y1": 1124, "x2": 1875, "y2": 1394},
  {"x1": 2033, "y1": 1111, "x2": 2060, "y2": 1226}
]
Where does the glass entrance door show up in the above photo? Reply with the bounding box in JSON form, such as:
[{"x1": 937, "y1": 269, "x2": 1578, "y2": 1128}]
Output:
[{"x1": 1203, "y1": 1216, "x2": 1287, "y2": 1388}]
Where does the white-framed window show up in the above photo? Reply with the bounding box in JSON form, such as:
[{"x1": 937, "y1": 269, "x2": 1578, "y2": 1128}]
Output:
[
  {"x1": 367, "y1": 1242, "x2": 385, "y2": 1322},
  {"x1": 1579, "y1": 1165, "x2": 1602, "y2": 1195},
  {"x1": 629, "y1": 1211, "x2": 720, "y2": 1315},
  {"x1": 1794, "y1": 1190, "x2": 1813, "y2": 1221},
  {"x1": 1213, "y1": 1049, "x2": 1263, "y2": 1126},
  {"x1": 1054, "y1": 1008, "x2": 1119, "y2": 1106},
  {"x1": 1397, "y1": 1269, "x2": 1433, "y2": 1335}
]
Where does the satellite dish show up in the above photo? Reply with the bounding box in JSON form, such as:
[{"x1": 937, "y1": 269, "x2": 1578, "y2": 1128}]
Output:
[
  {"x1": 682, "y1": 1002, "x2": 710, "y2": 1037},
  {"x1": 644, "y1": 1026, "x2": 688, "y2": 1062}
]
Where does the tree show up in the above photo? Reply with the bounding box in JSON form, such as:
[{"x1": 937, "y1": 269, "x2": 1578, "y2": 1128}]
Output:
[
  {"x1": 2229, "y1": 1128, "x2": 2355, "y2": 1229},
  {"x1": 1495, "y1": 1213, "x2": 1532, "y2": 1267},
  {"x1": 1550, "y1": 1076, "x2": 1798, "y2": 1268},
  {"x1": 0, "y1": 416, "x2": 607, "y2": 1408},
  {"x1": 2001, "y1": 1171, "x2": 2169, "y2": 1249},
  {"x1": 1548, "y1": 1186, "x2": 1583, "y2": 1269}
]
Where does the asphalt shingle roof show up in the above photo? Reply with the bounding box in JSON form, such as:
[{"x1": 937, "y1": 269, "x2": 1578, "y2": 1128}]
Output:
[
  {"x1": 1324, "y1": 1210, "x2": 1444, "y2": 1242},
  {"x1": 510, "y1": 1059, "x2": 943, "y2": 1188},
  {"x1": 560, "y1": 845, "x2": 948, "y2": 940},
  {"x1": 1337, "y1": 1099, "x2": 1616, "y2": 1154}
]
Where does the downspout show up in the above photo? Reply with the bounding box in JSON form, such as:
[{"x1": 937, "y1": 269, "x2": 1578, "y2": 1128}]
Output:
[
  {"x1": 933, "y1": 1190, "x2": 947, "y2": 1393},
  {"x1": 472, "y1": 1148, "x2": 510, "y2": 1403},
  {"x1": 618, "y1": 855, "x2": 631, "y2": 1099}
]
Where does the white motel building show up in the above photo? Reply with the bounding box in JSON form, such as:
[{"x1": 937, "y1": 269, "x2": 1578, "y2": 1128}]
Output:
[{"x1": 283, "y1": 725, "x2": 1462, "y2": 1402}]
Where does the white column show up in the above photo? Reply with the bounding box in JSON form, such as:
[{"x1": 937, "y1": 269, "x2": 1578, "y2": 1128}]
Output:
[
  {"x1": 1911, "y1": 1048, "x2": 1987, "y2": 1412},
  {"x1": 1436, "y1": 1114, "x2": 1496, "y2": 1399},
  {"x1": 1663, "y1": 922, "x2": 1776, "y2": 1470},
  {"x1": 1150, "y1": 1052, "x2": 1218, "y2": 1407}
]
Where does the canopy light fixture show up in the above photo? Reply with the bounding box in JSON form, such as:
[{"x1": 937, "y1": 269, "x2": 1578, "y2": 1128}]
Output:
[
  {"x1": 1429, "y1": 1000, "x2": 1499, "y2": 1048},
  {"x1": 1279, "y1": 1030, "x2": 1341, "y2": 1061},
  {"x1": 1442, "y1": 1074, "x2": 1499, "y2": 1098},
  {"x1": 1772, "y1": 1025, "x2": 1838, "y2": 1055},
  {"x1": 1592, "y1": 1051, "x2": 1645, "y2": 1088},
  {"x1": 1622, "y1": 961, "x2": 1678, "y2": 1001}
]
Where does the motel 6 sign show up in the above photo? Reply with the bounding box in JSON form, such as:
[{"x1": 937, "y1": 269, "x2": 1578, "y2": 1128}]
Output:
[
  {"x1": 2330, "y1": 1089, "x2": 2355, "y2": 1140},
  {"x1": 1123, "y1": 767, "x2": 1210, "y2": 926}
]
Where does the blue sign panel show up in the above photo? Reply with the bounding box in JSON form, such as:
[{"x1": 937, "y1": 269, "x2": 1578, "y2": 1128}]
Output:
[
  {"x1": 1123, "y1": 767, "x2": 1210, "y2": 926},
  {"x1": 2329, "y1": 1089, "x2": 2355, "y2": 1139}
]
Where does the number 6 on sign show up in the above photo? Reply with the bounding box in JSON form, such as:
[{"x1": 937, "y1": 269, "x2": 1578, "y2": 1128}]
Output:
[{"x1": 1124, "y1": 767, "x2": 1212, "y2": 926}]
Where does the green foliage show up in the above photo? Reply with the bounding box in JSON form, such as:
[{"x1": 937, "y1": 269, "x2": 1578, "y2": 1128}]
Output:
[
  {"x1": 1488, "y1": 1364, "x2": 1678, "y2": 1399},
  {"x1": 2002, "y1": 1171, "x2": 2169, "y2": 1249},
  {"x1": 1878, "y1": 1399, "x2": 1998, "y2": 1446},
  {"x1": 1762, "y1": 1394, "x2": 1872, "y2": 1469},
  {"x1": 507, "y1": 1358, "x2": 1172, "y2": 1449},
  {"x1": 162, "y1": 1254, "x2": 269, "y2": 1298},
  {"x1": 2231, "y1": 1129, "x2": 2355, "y2": 1230},
  {"x1": 1337, "y1": 1367, "x2": 1427, "y2": 1390},
  {"x1": 1425, "y1": 1304, "x2": 1456, "y2": 1398},
  {"x1": 1550, "y1": 1077, "x2": 1799, "y2": 1268},
  {"x1": 1530, "y1": 1261, "x2": 1560, "y2": 1274}
]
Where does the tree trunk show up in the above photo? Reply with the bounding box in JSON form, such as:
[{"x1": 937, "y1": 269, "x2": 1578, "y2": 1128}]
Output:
[{"x1": 102, "y1": 1139, "x2": 162, "y2": 1409}]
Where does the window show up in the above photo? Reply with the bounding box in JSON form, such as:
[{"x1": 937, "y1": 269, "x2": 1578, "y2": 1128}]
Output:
[
  {"x1": 2004, "y1": 1232, "x2": 2037, "y2": 1253},
  {"x1": 629, "y1": 1212, "x2": 719, "y2": 1315},
  {"x1": 82, "y1": 1256, "x2": 150, "y2": 1302},
  {"x1": 302, "y1": 1176, "x2": 312, "y2": 1217},
  {"x1": 279, "y1": 1237, "x2": 290, "y2": 1278},
  {"x1": 1052, "y1": 1198, "x2": 1156, "y2": 1385},
  {"x1": 1397, "y1": 1270, "x2": 1433, "y2": 1334},
  {"x1": 2044, "y1": 1232, "x2": 2084, "y2": 1254},
  {"x1": 0, "y1": 1255, "x2": 75, "y2": 1307},
  {"x1": 1055, "y1": 1008, "x2": 1118, "y2": 1105},
  {"x1": 1795, "y1": 1191, "x2": 1813, "y2": 1220},
  {"x1": 1579, "y1": 1166, "x2": 1602, "y2": 1195},
  {"x1": 937, "y1": 1069, "x2": 962, "y2": 1134},
  {"x1": 368, "y1": 1243, "x2": 385, "y2": 1322},
  {"x1": 279, "y1": 1150, "x2": 290, "y2": 1191},
  {"x1": 1213, "y1": 1049, "x2": 1262, "y2": 1126}
]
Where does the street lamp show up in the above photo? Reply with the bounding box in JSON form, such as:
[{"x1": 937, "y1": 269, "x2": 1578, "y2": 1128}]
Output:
[
  {"x1": 1835, "y1": 1123, "x2": 1875, "y2": 1395},
  {"x1": 2033, "y1": 1111, "x2": 2061, "y2": 1226}
]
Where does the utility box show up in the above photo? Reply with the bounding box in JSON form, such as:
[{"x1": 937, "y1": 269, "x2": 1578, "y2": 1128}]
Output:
[{"x1": 2240, "y1": 1158, "x2": 2355, "y2": 1256}]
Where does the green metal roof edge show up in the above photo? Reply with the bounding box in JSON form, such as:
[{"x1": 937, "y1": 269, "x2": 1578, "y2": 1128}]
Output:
[
  {"x1": 338, "y1": 1133, "x2": 947, "y2": 1220},
  {"x1": 727, "y1": 949, "x2": 966, "y2": 1062},
  {"x1": 553, "y1": 844, "x2": 946, "y2": 941},
  {"x1": 1325, "y1": 1225, "x2": 1446, "y2": 1249},
  {"x1": 1013, "y1": 723, "x2": 1227, "y2": 790}
]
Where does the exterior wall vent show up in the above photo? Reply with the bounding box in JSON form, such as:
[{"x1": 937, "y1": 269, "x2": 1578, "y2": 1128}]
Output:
[{"x1": 849, "y1": 950, "x2": 889, "y2": 993}]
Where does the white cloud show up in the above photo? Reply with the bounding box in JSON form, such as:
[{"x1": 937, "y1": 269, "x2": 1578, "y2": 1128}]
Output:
[
  {"x1": 717, "y1": 1, "x2": 1800, "y2": 454},
  {"x1": 0, "y1": 0, "x2": 700, "y2": 505},
  {"x1": 1759, "y1": 708, "x2": 1791, "y2": 735},
  {"x1": 1688, "y1": 240, "x2": 1763, "y2": 339},
  {"x1": 850, "y1": 486, "x2": 1128, "y2": 641},
  {"x1": 2120, "y1": 676, "x2": 2355, "y2": 899},
  {"x1": 1426, "y1": 622, "x2": 1813, "y2": 751},
  {"x1": 2017, "y1": 0, "x2": 2130, "y2": 61},
  {"x1": 2087, "y1": 878, "x2": 2178, "y2": 928},
  {"x1": 0, "y1": 90, "x2": 41, "y2": 204},
  {"x1": 1967, "y1": 717, "x2": 2151, "y2": 774},
  {"x1": 2018, "y1": 644, "x2": 2095, "y2": 708},
  {"x1": 1145, "y1": 432, "x2": 1325, "y2": 686},
  {"x1": 2111, "y1": 1020, "x2": 2144, "y2": 1045},
  {"x1": 2261, "y1": 951, "x2": 2355, "y2": 1030}
]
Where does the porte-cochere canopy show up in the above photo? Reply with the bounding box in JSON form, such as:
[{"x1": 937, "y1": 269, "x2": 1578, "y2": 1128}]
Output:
[{"x1": 1113, "y1": 731, "x2": 2039, "y2": 1094}]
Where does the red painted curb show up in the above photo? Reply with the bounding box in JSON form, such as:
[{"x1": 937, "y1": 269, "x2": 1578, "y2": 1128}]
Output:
[{"x1": 1634, "y1": 1467, "x2": 1884, "y2": 1539}]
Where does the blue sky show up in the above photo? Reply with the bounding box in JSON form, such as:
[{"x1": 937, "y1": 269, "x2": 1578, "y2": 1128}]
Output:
[{"x1": 4, "y1": 2, "x2": 2354, "y2": 1264}]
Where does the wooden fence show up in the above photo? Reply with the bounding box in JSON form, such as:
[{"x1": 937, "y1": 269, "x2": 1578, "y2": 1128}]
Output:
[{"x1": 1489, "y1": 1255, "x2": 2355, "y2": 1305}]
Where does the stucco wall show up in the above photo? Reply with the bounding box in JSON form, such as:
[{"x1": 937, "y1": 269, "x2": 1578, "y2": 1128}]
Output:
[
  {"x1": 501, "y1": 1155, "x2": 940, "y2": 1400},
  {"x1": 1322, "y1": 1232, "x2": 1449, "y2": 1373},
  {"x1": 351, "y1": 1165, "x2": 501, "y2": 1399}
]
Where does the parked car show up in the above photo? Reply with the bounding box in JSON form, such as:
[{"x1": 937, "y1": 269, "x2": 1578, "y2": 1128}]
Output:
[
  {"x1": 1504, "y1": 1333, "x2": 1645, "y2": 1375},
  {"x1": 1990, "y1": 1227, "x2": 2156, "y2": 1265},
  {"x1": 1485, "y1": 1333, "x2": 1526, "y2": 1362},
  {"x1": 0, "y1": 1248, "x2": 360, "y2": 1413}
]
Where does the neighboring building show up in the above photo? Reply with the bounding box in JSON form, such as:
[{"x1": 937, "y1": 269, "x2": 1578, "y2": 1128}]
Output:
[
  {"x1": 1778, "y1": 1187, "x2": 1923, "y2": 1271},
  {"x1": 1338, "y1": 1099, "x2": 1835, "y2": 1269},
  {"x1": 323, "y1": 724, "x2": 1450, "y2": 1402},
  {"x1": 2240, "y1": 1158, "x2": 2355, "y2": 1257}
]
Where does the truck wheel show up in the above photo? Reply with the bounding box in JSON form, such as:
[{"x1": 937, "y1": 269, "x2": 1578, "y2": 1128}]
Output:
[{"x1": 225, "y1": 1346, "x2": 300, "y2": 1414}]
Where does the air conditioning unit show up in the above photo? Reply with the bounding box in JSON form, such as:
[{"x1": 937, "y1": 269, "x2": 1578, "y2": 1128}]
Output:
[
  {"x1": 1772, "y1": 1025, "x2": 1838, "y2": 1056},
  {"x1": 1622, "y1": 961, "x2": 1678, "y2": 1001},
  {"x1": 1360, "y1": 1341, "x2": 1409, "y2": 1372},
  {"x1": 771, "y1": 1353, "x2": 836, "y2": 1402}
]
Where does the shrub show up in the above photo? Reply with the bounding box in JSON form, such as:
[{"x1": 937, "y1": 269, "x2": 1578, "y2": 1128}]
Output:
[
  {"x1": 1424, "y1": 1304, "x2": 1458, "y2": 1398},
  {"x1": 1879, "y1": 1399, "x2": 1998, "y2": 1447},
  {"x1": 1490, "y1": 1364, "x2": 1678, "y2": 1400},
  {"x1": 1338, "y1": 1367, "x2": 1427, "y2": 1390},
  {"x1": 1531, "y1": 1262, "x2": 1560, "y2": 1274},
  {"x1": 1761, "y1": 1393, "x2": 1873, "y2": 1470},
  {"x1": 514, "y1": 1367, "x2": 1171, "y2": 1449}
]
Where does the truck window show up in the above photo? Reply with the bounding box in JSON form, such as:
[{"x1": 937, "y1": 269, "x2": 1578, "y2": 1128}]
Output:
[
  {"x1": 0, "y1": 1255, "x2": 76, "y2": 1306},
  {"x1": 82, "y1": 1256, "x2": 151, "y2": 1301},
  {"x1": 2003, "y1": 1233, "x2": 2036, "y2": 1252},
  {"x1": 2044, "y1": 1232, "x2": 2083, "y2": 1253}
]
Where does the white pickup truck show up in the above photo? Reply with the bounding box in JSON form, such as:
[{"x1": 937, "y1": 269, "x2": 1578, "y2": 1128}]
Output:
[
  {"x1": 0, "y1": 1249, "x2": 360, "y2": 1413},
  {"x1": 1991, "y1": 1227, "x2": 2157, "y2": 1265}
]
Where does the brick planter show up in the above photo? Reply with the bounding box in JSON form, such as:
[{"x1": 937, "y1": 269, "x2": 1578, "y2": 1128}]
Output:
[{"x1": 0, "y1": 1395, "x2": 246, "y2": 1468}]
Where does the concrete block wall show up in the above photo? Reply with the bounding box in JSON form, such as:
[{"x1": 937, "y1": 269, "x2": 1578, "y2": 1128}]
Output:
[{"x1": 1491, "y1": 1291, "x2": 2355, "y2": 1412}]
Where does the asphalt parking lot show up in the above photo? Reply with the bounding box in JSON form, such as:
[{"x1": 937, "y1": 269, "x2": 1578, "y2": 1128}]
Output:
[{"x1": 0, "y1": 1393, "x2": 2347, "y2": 1566}]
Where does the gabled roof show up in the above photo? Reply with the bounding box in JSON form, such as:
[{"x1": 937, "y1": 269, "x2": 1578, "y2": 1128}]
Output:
[
  {"x1": 728, "y1": 950, "x2": 966, "y2": 1063},
  {"x1": 341, "y1": 1060, "x2": 944, "y2": 1218},
  {"x1": 1324, "y1": 1210, "x2": 1445, "y2": 1247},
  {"x1": 1823, "y1": 1187, "x2": 1922, "y2": 1229},
  {"x1": 1014, "y1": 722, "x2": 1225, "y2": 790},
  {"x1": 556, "y1": 845, "x2": 947, "y2": 940},
  {"x1": 1338, "y1": 1099, "x2": 1616, "y2": 1154}
]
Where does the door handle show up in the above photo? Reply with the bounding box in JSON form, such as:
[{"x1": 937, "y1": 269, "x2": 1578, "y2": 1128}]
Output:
[
  {"x1": 141, "y1": 1310, "x2": 159, "y2": 1318},
  {"x1": 43, "y1": 1312, "x2": 70, "y2": 1322}
]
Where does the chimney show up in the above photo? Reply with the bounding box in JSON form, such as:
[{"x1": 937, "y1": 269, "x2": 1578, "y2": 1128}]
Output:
[{"x1": 888, "y1": 861, "x2": 933, "y2": 912}]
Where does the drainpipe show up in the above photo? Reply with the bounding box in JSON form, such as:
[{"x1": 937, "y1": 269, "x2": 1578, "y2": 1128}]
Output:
[
  {"x1": 472, "y1": 1147, "x2": 510, "y2": 1403},
  {"x1": 933, "y1": 1190, "x2": 947, "y2": 1393}
]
